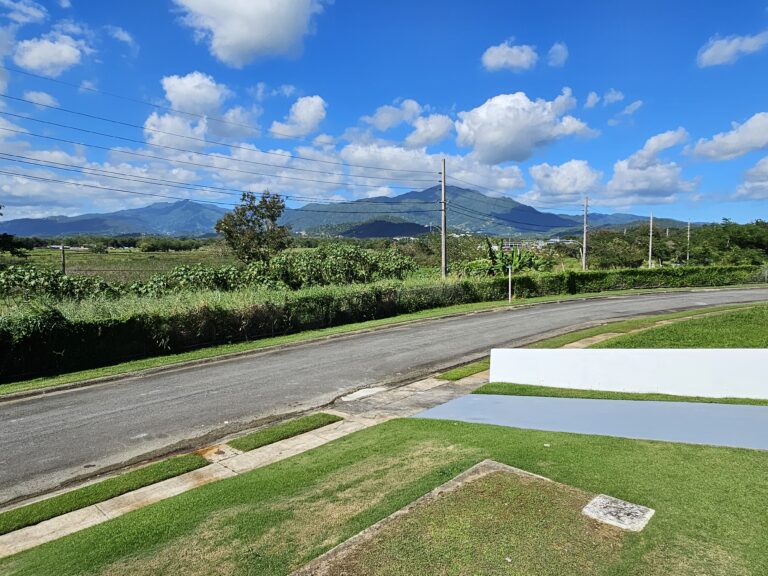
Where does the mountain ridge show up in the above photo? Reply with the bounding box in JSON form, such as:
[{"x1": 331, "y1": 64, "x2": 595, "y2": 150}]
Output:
[{"x1": 0, "y1": 187, "x2": 684, "y2": 237}]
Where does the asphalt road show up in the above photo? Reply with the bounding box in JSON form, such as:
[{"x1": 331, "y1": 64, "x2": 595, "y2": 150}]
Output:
[{"x1": 2, "y1": 287, "x2": 767, "y2": 504}]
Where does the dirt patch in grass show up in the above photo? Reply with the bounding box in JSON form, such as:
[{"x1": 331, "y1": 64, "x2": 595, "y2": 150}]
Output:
[{"x1": 298, "y1": 466, "x2": 626, "y2": 576}]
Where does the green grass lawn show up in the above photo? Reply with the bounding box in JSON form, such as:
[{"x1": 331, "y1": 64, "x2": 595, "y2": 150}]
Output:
[
  {"x1": 4, "y1": 286, "x2": 736, "y2": 398},
  {"x1": 596, "y1": 303, "x2": 768, "y2": 348},
  {"x1": 3, "y1": 418, "x2": 767, "y2": 575},
  {"x1": 0, "y1": 454, "x2": 207, "y2": 537},
  {"x1": 474, "y1": 383, "x2": 768, "y2": 406},
  {"x1": 228, "y1": 413, "x2": 342, "y2": 452},
  {"x1": 313, "y1": 470, "x2": 624, "y2": 576}
]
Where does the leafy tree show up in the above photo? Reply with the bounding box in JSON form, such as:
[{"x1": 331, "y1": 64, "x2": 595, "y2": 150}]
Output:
[
  {"x1": 0, "y1": 204, "x2": 27, "y2": 258},
  {"x1": 215, "y1": 190, "x2": 290, "y2": 263}
]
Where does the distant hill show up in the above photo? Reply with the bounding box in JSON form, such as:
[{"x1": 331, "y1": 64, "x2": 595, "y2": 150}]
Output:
[
  {"x1": 0, "y1": 200, "x2": 227, "y2": 237},
  {"x1": 282, "y1": 185, "x2": 578, "y2": 236},
  {"x1": 0, "y1": 186, "x2": 688, "y2": 238}
]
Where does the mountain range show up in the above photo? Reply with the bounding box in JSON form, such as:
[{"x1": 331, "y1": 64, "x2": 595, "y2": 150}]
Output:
[{"x1": 0, "y1": 186, "x2": 682, "y2": 238}]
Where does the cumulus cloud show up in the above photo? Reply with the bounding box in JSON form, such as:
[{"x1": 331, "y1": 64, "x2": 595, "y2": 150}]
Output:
[
  {"x1": 585, "y1": 91, "x2": 600, "y2": 108},
  {"x1": 690, "y1": 112, "x2": 768, "y2": 160},
  {"x1": 405, "y1": 114, "x2": 453, "y2": 148},
  {"x1": 362, "y1": 99, "x2": 422, "y2": 131},
  {"x1": 172, "y1": 0, "x2": 326, "y2": 67},
  {"x1": 0, "y1": 0, "x2": 46, "y2": 24},
  {"x1": 455, "y1": 88, "x2": 595, "y2": 164},
  {"x1": 603, "y1": 88, "x2": 624, "y2": 105},
  {"x1": 482, "y1": 39, "x2": 538, "y2": 72},
  {"x1": 697, "y1": 30, "x2": 768, "y2": 67},
  {"x1": 12, "y1": 32, "x2": 88, "y2": 76},
  {"x1": 208, "y1": 106, "x2": 259, "y2": 139},
  {"x1": 143, "y1": 112, "x2": 208, "y2": 149},
  {"x1": 23, "y1": 90, "x2": 58, "y2": 108},
  {"x1": 734, "y1": 156, "x2": 768, "y2": 199},
  {"x1": 547, "y1": 42, "x2": 568, "y2": 67},
  {"x1": 606, "y1": 128, "x2": 695, "y2": 204},
  {"x1": 270, "y1": 94, "x2": 326, "y2": 138},
  {"x1": 520, "y1": 159, "x2": 602, "y2": 206},
  {"x1": 161, "y1": 71, "x2": 232, "y2": 115}
]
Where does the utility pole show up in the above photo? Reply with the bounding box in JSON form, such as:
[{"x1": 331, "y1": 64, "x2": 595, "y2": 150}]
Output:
[
  {"x1": 648, "y1": 212, "x2": 654, "y2": 269},
  {"x1": 581, "y1": 195, "x2": 588, "y2": 271},
  {"x1": 686, "y1": 219, "x2": 691, "y2": 264},
  {"x1": 60, "y1": 244, "x2": 66, "y2": 275},
  {"x1": 440, "y1": 158, "x2": 447, "y2": 279}
]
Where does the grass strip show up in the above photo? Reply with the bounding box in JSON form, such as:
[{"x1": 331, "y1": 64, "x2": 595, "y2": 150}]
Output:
[
  {"x1": 474, "y1": 382, "x2": 768, "y2": 406},
  {"x1": 228, "y1": 413, "x2": 343, "y2": 453},
  {"x1": 596, "y1": 303, "x2": 768, "y2": 348},
  {"x1": 0, "y1": 454, "x2": 208, "y2": 536},
  {"x1": 526, "y1": 302, "x2": 757, "y2": 349},
  {"x1": 438, "y1": 358, "x2": 490, "y2": 381},
  {"x1": 5, "y1": 418, "x2": 768, "y2": 575}
]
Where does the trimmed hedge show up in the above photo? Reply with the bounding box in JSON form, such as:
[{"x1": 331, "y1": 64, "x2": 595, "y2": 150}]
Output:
[{"x1": 0, "y1": 265, "x2": 761, "y2": 382}]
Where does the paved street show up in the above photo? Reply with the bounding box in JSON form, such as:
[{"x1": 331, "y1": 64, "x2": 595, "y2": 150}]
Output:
[{"x1": 2, "y1": 287, "x2": 767, "y2": 503}]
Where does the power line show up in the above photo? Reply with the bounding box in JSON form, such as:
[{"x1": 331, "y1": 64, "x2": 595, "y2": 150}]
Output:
[
  {"x1": 0, "y1": 66, "x2": 437, "y2": 174},
  {"x1": 0, "y1": 94, "x2": 438, "y2": 182},
  {"x1": 0, "y1": 167, "x2": 441, "y2": 215},
  {"x1": 0, "y1": 125, "x2": 428, "y2": 192},
  {"x1": 0, "y1": 152, "x2": 436, "y2": 206},
  {"x1": 0, "y1": 110, "x2": 434, "y2": 190}
]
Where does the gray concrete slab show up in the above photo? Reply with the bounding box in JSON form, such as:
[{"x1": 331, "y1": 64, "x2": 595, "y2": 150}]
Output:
[{"x1": 415, "y1": 394, "x2": 768, "y2": 450}]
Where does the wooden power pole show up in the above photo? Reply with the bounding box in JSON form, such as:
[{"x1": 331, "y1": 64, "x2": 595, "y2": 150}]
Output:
[
  {"x1": 441, "y1": 158, "x2": 447, "y2": 279},
  {"x1": 648, "y1": 212, "x2": 654, "y2": 269},
  {"x1": 581, "y1": 196, "x2": 588, "y2": 271}
]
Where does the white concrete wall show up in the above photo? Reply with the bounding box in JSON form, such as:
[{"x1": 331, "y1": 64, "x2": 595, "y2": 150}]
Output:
[{"x1": 489, "y1": 349, "x2": 768, "y2": 399}]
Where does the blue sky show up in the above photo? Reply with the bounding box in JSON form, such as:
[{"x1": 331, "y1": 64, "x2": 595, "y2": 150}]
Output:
[{"x1": 0, "y1": 0, "x2": 767, "y2": 223}]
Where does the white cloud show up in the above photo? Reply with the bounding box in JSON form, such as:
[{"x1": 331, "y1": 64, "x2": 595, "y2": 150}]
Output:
[
  {"x1": 13, "y1": 32, "x2": 88, "y2": 76},
  {"x1": 23, "y1": 90, "x2": 58, "y2": 108},
  {"x1": 143, "y1": 112, "x2": 208, "y2": 149},
  {"x1": 547, "y1": 42, "x2": 568, "y2": 67},
  {"x1": 339, "y1": 142, "x2": 525, "y2": 195},
  {"x1": 208, "y1": 106, "x2": 259, "y2": 139},
  {"x1": 105, "y1": 25, "x2": 138, "y2": 54},
  {"x1": 585, "y1": 91, "x2": 600, "y2": 108},
  {"x1": 172, "y1": 0, "x2": 326, "y2": 67},
  {"x1": 454, "y1": 88, "x2": 595, "y2": 164},
  {"x1": 482, "y1": 39, "x2": 538, "y2": 72},
  {"x1": 603, "y1": 88, "x2": 624, "y2": 105},
  {"x1": 520, "y1": 159, "x2": 602, "y2": 206},
  {"x1": 608, "y1": 99, "x2": 643, "y2": 126},
  {"x1": 250, "y1": 82, "x2": 297, "y2": 102},
  {"x1": 405, "y1": 114, "x2": 453, "y2": 148},
  {"x1": 734, "y1": 156, "x2": 768, "y2": 199},
  {"x1": 161, "y1": 71, "x2": 231, "y2": 115},
  {"x1": 362, "y1": 99, "x2": 422, "y2": 131},
  {"x1": 605, "y1": 128, "x2": 694, "y2": 204},
  {"x1": 0, "y1": 0, "x2": 46, "y2": 24},
  {"x1": 78, "y1": 79, "x2": 96, "y2": 92},
  {"x1": 270, "y1": 94, "x2": 326, "y2": 138},
  {"x1": 697, "y1": 30, "x2": 768, "y2": 67},
  {"x1": 691, "y1": 112, "x2": 768, "y2": 160},
  {"x1": 58, "y1": 0, "x2": 71, "y2": 7}
]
